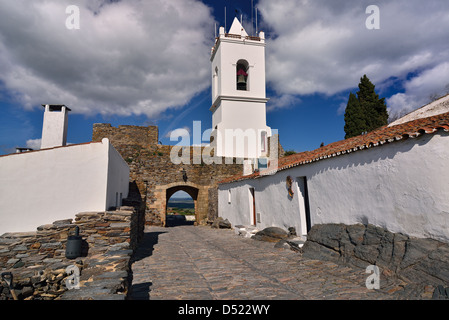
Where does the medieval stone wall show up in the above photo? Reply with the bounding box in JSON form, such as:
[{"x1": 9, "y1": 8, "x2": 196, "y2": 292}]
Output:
[
  {"x1": 93, "y1": 123, "x2": 159, "y2": 147},
  {"x1": 92, "y1": 124, "x2": 243, "y2": 226},
  {"x1": 0, "y1": 199, "x2": 145, "y2": 300}
]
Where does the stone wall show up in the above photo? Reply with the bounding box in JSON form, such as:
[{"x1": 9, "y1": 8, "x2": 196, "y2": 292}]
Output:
[
  {"x1": 0, "y1": 201, "x2": 144, "y2": 300},
  {"x1": 207, "y1": 187, "x2": 219, "y2": 222},
  {"x1": 92, "y1": 124, "x2": 243, "y2": 226},
  {"x1": 301, "y1": 223, "x2": 449, "y2": 291},
  {"x1": 92, "y1": 123, "x2": 159, "y2": 148}
]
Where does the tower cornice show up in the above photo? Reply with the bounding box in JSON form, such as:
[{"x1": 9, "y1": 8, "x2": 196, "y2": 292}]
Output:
[{"x1": 210, "y1": 95, "x2": 269, "y2": 112}]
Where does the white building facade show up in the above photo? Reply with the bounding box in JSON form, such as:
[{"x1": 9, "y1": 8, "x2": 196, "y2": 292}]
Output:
[
  {"x1": 0, "y1": 138, "x2": 129, "y2": 235},
  {"x1": 210, "y1": 17, "x2": 271, "y2": 160},
  {"x1": 0, "y1": 105, "x2": 129, "y2": 235},
  {"x1": 218, "y1": 110, "x2": 449, "y2": 243}
]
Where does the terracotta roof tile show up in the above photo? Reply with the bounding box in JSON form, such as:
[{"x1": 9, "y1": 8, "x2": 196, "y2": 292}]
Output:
[{"x1": 219, "y1": 111, "x2": 449, "y2": 184}]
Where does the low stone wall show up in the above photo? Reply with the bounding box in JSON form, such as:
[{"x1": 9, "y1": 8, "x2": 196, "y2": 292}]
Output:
[
  {"x1": 0, "y1": 204, "x2": 144, "y2": 300},
  {"x1": 301, "y1": 223, "x2": 449, "y2": 290}
]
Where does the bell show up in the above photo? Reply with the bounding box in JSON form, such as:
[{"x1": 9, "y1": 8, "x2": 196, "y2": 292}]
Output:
[{"x1": 237, "y1": 74, "x2": 246, "y2": 84}]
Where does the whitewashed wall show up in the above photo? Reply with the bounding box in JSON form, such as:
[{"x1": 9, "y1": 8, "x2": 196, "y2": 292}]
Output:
[
  {"x1": 219, "y1": 132, "x2": 449, "y2": 242},
  {"x1": 0, "y1": 138, "x2": 129, "y2": 235},
  {"x1": 106, "y1": 142, "x2": 130, "y2": 209}
]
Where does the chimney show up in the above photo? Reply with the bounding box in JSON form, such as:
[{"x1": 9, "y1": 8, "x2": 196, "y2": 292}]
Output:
[
  {"x1": 15, "y1": 147, "x2": 33, "y2": 153},
  {"x1": 40, "y1": 105, "x2": 71, "y2": 149}
]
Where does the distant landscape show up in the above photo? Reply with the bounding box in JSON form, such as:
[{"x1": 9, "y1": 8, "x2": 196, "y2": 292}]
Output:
[{"x1": 167, "y1": 197, "x2": 194, "y2": 216}]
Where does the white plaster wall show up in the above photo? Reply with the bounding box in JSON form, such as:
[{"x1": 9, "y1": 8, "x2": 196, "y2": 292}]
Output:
[
  {"x1": 219, "y1": 132, "x2": 449, "y2": 242},
  {"x1": 214, "y1": 100, "x2": 270, "y2": 158},
  {"x1": 106, "y1": 143, "x2": 130, "y2": 209},
  {"x1": 0, "y1": 138, "x2": 129, "y2": 235},
  {"x1": 219, "y1": 174, "x2": 304, "y2": 234},
  {"x1": 389, "y1": 94, "x2": 449, "y2": 126},
  {"x1": 219, "y1": 181, "x2": 253, "y2": 227},
  {"x1": 211, "y1": 45, "x2": 222, "y2": 104}
]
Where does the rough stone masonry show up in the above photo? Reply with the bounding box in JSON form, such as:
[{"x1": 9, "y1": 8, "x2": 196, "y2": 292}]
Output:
[
  {"x1": 0, "y1": 198, "x2": 144, "y2": 300},
  {"x1": 300, "y1": 223, "x2": 449, "y2": 298}
]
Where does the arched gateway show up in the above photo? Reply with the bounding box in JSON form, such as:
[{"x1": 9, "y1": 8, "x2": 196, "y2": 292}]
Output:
[
  {"x1": 165, "y1": 183, "x2": 200, "y2": 226},
  {"x1": 146, "y1": 182, "x2": 212, "y2": 226}
]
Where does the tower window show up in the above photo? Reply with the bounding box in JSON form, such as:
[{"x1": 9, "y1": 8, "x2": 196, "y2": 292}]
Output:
[
  {"x1": 236, "y1": 60, "x2": 249, "y2": 91},
  {"x1": 213, "y1": 67, "x2": 219, "y2": 98},
  {"x1": 261, "y1": 131, "x2": 267, "y2": 153}
]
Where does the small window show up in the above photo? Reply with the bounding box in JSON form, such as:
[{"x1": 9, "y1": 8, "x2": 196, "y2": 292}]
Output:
[
  {"x1": 261, "y1": 131, "x2": 267, "y2": 153},
  {"x1": 228, "y1": 189, "x2": 232, "y2": 204},
  {"x1": 213, "y1": 67, "x2": 219, "y2": 98}
]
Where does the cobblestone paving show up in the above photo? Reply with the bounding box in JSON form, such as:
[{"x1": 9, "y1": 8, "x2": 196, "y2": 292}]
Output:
[{"x1": 129, "y1": 225, "x2": 432, "y2": 300}]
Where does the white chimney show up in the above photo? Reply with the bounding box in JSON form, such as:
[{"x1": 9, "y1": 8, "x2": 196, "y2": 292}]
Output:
[{"x1": 40, "y1": 104, "x2": 71, "y2": 149}]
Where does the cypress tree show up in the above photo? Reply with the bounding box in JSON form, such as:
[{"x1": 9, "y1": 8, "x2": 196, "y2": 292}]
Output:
[
  {"x1": 344, "y1": 92, "x2": 365, "y2": 139},
  {"x1": 344, "y1": 75, "x2": 388, "y2": 138}
]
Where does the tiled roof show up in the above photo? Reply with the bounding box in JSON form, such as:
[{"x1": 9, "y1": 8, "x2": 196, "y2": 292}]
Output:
[{"x1": 219, "y1": 111, "x2": 449, "y2": 184}]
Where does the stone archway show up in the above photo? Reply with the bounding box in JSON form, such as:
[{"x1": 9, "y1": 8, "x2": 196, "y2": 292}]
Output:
[
  {"x1": 149, "y1": 182, "x2": 209, "y2": 227},
  {"x1": 166, "y1": 185, "x2": 199, "y2": 226}
]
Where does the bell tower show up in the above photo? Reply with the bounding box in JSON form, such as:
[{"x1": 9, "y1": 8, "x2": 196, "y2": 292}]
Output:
[{"x1": 210, "y1": 17, "x2": 271, "y2": 160}]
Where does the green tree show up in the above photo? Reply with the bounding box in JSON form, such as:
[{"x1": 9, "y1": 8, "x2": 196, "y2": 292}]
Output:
[
  {"x1": 283, "y1": 150, "x2": 297, "y2": 156},
  {"x1": 344, "y1": 92, "x2": 365, "y2": 139},
  {"x1": 344, "y1": 75, "x2": 388, "y2": 139}
]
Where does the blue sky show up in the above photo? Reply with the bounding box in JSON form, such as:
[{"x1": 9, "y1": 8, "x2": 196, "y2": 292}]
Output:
[{"x1": 1, "y1": 0, "x2": 449, "y2": 158}]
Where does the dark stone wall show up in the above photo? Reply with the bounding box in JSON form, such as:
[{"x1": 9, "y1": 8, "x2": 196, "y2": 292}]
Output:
[{"x1": 302, "y1": 223, "x2": 449, "y2": 289}]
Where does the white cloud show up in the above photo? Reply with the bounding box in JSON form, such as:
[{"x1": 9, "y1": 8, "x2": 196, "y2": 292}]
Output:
[
  {"x1": 0, "y1": 0, "x2": 214, "y2": 117},
  {"x1": 2, "y1": 0, "x2": 449, "y2": 121},
  {"x1": 386, "y1": 62, "x2": 449, "y2": 119},
  {"x1": 267, "y1": 94, "x2": 301, "y2": 112},
  {"x1": 258, "y1": 0, "x2": 449, "y2": 104},
  {"x1": 26, "y1": 138, "x2": 41, "y2": 150}
]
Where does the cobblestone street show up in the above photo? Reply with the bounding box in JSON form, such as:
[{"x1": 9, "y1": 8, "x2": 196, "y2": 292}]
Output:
[{"x1": 129, "y1": 225, "x2": 431, "y2": 300}]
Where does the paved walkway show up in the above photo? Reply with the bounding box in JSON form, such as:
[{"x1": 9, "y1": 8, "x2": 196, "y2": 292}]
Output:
[{"x1": 129, "y1": 225, "x2": 428, "y2": 300}]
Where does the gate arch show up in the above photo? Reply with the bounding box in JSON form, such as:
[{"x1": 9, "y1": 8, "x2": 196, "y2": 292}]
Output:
[
  {"x1": 150, "y1": 182, "x2": 208, "y2": 227},
  {"x1": 166, "y1": 185, "x2": 199, "y2": 226}
]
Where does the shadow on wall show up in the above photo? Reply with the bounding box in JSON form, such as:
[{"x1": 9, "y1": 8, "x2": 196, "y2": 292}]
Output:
[
  {"x1": 129, "y1": 230, "x2": 166, "y2": 300},
  {"x1": 129, "y1": 231, "x2": 166, "y2": 263},
  {"x1": 165, "y1": 215, "x2": 195, "y2": 227},
  {"x1": 130, "y1": 281, "x2": 152, "y2": 300}
]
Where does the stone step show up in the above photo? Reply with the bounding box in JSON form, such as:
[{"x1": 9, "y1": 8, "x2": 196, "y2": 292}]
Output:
[{"x1": 234, "y1": 225, "x2": 260, "y2": 238}]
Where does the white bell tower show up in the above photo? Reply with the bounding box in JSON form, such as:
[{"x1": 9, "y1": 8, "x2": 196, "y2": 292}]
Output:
[{"x1": 210, "y1": 17, "x2": 271, "y2": 160}]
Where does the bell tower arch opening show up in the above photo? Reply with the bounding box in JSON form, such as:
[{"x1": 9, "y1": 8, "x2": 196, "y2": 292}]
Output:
[
  {"x1": 236, "y1": 59, "x2": 249, "y2": 91},
  {"x1": 165, "y1": 186, "x2": 199, "y2": 227}
]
